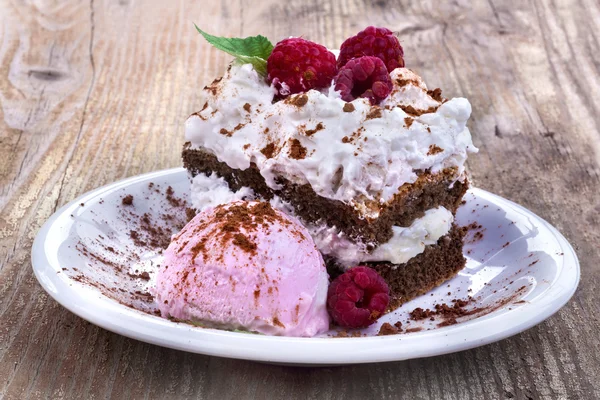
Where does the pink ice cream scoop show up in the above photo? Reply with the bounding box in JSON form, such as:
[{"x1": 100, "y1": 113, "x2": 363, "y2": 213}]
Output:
[{"x1": 155, "y1": 200, "x2": 330, "y2": 337}]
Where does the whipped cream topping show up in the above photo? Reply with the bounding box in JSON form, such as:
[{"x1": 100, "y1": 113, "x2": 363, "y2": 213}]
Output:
[
  {"x1": 185, "y1": 64, "x2": 478, "y2": 217},
  {"x1": 189, "y1": 173, "x2": 453, "y2": 267}
]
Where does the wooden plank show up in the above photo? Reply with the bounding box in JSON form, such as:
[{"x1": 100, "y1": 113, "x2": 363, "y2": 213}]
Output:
[{"x1": 0, "y1": 0, "x2": 598, "y2": 398}]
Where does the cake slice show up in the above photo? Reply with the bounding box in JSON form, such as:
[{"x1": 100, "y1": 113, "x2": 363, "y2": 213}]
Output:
[{"x1": 183, "y1": 28, "x2": 478, "y2": 312}]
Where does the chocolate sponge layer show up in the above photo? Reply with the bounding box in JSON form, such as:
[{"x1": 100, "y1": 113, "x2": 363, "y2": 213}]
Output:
[
  {"x1": 182, "y1": 143, "x2": 468, "y2": 246},
  {"x1": 369, "y1": 224, "x2": 467, "y2": 311}
]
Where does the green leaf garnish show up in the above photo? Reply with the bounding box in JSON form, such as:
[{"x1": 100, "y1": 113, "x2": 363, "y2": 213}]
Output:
[{"x1": 195, "y1": 25, "x2": 273, "y2": 76}]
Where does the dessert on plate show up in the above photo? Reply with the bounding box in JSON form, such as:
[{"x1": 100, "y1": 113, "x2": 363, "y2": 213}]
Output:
[{"x1": 156, "y1": 26, "x2": 478, "y2": 335}]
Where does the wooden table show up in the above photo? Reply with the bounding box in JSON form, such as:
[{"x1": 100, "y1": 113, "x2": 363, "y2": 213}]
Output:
[{"x1": 1, "y1": 0, "x2": 599, "y2": 398}]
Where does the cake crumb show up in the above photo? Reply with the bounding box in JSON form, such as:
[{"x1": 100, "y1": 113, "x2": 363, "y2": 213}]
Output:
[
  {"x1": 343, "y1": 103, "x2": 355, "y2": 112},
  {"x1": 404, "y1": 117, "x2": 414, "y2": 128},
  {"x1": 410, "y1": 307, "x2": 434, "y2": 320},
  {"x1": 377, "y1": 322, "x2": 401, "y2": 336},
  {"x1": 122, "y1": 195, "x2": 134, "y2": 205},
  {"x1": 409, "y1": 298, "x2": 475, "y2": 327}
]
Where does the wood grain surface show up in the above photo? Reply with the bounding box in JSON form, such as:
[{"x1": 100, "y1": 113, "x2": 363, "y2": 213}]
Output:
[{"x1": 1, "y1": 0, "x2": 599, "y2": 398}]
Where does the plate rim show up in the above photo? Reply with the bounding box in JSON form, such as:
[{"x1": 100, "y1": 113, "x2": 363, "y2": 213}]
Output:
[{"x1": 31, "y1": 168, "x2": 580, "y2": 364}]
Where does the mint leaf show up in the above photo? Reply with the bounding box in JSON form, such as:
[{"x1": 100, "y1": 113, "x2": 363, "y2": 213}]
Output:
[
  {"x1": 234, "y1": 55, "x2": 268, "y2": 75},
  {"x1": 195, "y1": 25, "x2": 273, "y2": 75}
]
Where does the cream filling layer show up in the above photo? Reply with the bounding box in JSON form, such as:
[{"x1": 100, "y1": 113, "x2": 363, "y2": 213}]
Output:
[
  {"x1": 190, "y1": 173, "x2": 453, "y2": 267},
  {"x1": 307, "y1": 207, "x2": 453, "y2": 267}
]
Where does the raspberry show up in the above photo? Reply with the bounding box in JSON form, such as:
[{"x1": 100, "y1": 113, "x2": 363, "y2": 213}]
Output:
[
  {"x1": 327, "y1": 266, "x2": 390, "y2": 328},
  {"x1": 337, "y1": 26, "x2": 405, "y2": 72},
  {"x1": 266, "y1": 38, "x2": 337, "y2": 97},
  {"x1": 333, "y1": 56, "x2": 392, "y2": 104}
]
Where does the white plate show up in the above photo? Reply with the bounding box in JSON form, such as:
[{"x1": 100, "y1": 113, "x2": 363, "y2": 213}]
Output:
[{"x1": 32, "y1": 168, "x2": 579, "y2": 365}]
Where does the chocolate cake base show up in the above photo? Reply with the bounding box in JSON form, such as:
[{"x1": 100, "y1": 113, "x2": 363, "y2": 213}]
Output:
[
  {"x1": 182, "y1": 144, "x2": 468, "y2": 246},
  {"x1": 368, "y1": 224, "x2": 467, "y2": 311}
]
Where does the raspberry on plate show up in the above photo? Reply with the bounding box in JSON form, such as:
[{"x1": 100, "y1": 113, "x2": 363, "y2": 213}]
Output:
[
  {"x1": 266, "y1": 37, "x2": 337, "y2": 97},
  {"x1": 337, "y1": 26, "x2": 404, "y2": 72},
  {"x1": 327, "y1": 266, "x2": 390, "y2": 329},
  {"x1": 333, "y1": 56, "x2": 393, "y2": 104}
]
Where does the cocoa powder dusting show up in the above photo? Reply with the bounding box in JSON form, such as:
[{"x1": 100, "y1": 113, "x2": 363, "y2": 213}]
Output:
[
  {"x1": 272, "y1": 316, "x2": 285, "y2": 328},
  {"x1": 427, "y1": 144, "x2": 444, "y2": 155},
  {"x1": 67, "y1": 181, "x2": 192, "y2": 317},
  {"x1": 165, "y1": 186, "x2": 184, "y2": 207},
  {"x1": 232, "y1": 233, "x2": 257, "y2": 253},
  {"x1": 396, "y1": 78, "x2": 420, "y2": 87},
  {"x1": 190, "y1": 240, "x2": 206, "y2": 263},
  {"x1": 139, "y1": 213, "x2": 172, "y2": 249},
  {"x1": 404, "y1": 117, "x2": 414, "y2": 128},
  {"x1": 186, "y1": 208, "x2": 197, "y2": 222},
  {"x1": 254, "y1": 289, "x2": 260, "y2": 306},
  {"x1": 366, "y1": 107, "x2": 382, "y2": 120},
  {"x1": 399, "y1": 104, "x2": 439, "y2": 116},
  {"x1": 427, "y1": 88, "x2": 444, "y2": 102},
  {"x1": 260, "y1": 142, "x2": 277, "y2": 159},
  {"x1": 197, "y1": 201, "x2": 291, "y2": 259},
  {"x1": 304, "y1": 122, "x2": 324, "y2": 136},
  {"x1": 204, "y1": 77, "x2": 222, "y2": 96},
  {"x1": 129, "y1": 230, "x2": 144, "y2": 246},
  {"x1": 288, "y1": 139, "x2": 307, "y2": 160}
]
